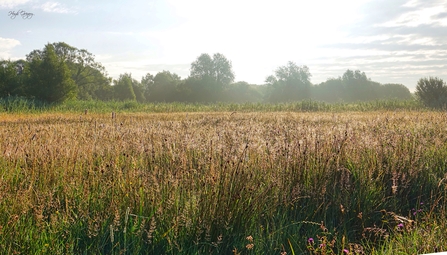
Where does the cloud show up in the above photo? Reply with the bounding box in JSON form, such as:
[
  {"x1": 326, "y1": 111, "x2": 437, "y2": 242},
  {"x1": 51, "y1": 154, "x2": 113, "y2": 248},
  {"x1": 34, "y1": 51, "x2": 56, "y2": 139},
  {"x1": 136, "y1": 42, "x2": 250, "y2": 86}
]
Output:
[
  {"x1": 0, "y1": 0, "x2": 31, "y2": 8},
  {"x1": 36, "y1": 1, "x2": 77, "y2": 14},
  {"x1": 379, "y1": 6, "x2": 447, "y2": 27},
  {"x1": 0, "y1": 37, "x2": 21, "y2": 59},
  {"x1": 308, "y1": 0, "x2": 447, "y2": 89}
]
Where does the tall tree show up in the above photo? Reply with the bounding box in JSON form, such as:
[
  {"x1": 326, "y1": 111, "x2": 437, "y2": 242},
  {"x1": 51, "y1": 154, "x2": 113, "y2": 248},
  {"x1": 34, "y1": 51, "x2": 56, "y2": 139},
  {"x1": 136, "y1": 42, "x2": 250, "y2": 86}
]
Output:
[
  {"x1": 312, "y1": 78, "x2": 345, "y2": 103},
  {"x1": 376, "y1": 83, "x2": 413, "y2": 100},
  {"x1": 211, "y1": 53, "x2": 235, "y2": 86},
  {"x1": 341, "y1": 69, "x2": 377, "y2": 101},
  {"x1": 146, "y1": 71, "x2": 181, "y2": 102},
  {"x1": 185, "y1": 53, "x2": 235, "y2": 102},
  {"x1": 140, "y1": 73, "x2": 154, "y2": 101},
  {"x1": 265, "y1": 61, "x2": 312, "y2": 102},
  {"x1": 26, "y1": 42, "x2": 111, "y2": 100},
  {"x1": 222, "y1": 81, "x2": 263, "y2": 103},
  {"x1": 113, "y1": 73, "x2": 136, "y2": 101},
  {"x1": 190, "y1": 53, "x2": 214, "y2": 79},
  {"x1": 190, "y1": 53, "x2": 235, "y2": 92},
  {"x1": 0, "y1": 60, "x2": 25, "y2": 97},
  {"x1": 27, "y1": 44, "x2": 77, "y2": 103}
]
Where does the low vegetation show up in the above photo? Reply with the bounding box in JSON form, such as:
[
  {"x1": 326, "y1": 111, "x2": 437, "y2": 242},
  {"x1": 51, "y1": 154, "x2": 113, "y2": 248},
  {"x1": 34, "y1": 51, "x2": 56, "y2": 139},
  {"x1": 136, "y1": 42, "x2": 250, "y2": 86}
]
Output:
[
  {"x1": 1, "y1": 104, "x2": 447, "y2": 254},
  {"x1": 0, "y1": 97, "x2": 424, "y2": 114}
]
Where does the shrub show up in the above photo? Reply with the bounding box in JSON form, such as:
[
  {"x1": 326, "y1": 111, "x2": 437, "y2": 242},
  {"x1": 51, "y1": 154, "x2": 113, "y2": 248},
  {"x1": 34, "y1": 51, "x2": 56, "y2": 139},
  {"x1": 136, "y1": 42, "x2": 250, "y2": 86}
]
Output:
[{"x1": 415, "y1": 77, "x2": 447, "y2": 109}]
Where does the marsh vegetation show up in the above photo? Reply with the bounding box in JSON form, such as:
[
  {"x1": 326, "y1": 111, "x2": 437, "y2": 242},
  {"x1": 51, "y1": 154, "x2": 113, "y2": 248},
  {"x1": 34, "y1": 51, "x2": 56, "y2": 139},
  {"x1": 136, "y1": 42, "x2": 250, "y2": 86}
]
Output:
[{"x1": 1, "y1": 106, "x2": 447, "y2": 254}]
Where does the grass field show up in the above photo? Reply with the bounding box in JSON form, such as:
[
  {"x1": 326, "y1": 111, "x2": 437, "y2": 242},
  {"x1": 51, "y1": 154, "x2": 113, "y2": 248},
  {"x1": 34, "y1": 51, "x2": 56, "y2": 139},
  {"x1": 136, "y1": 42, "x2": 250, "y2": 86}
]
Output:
[{"x1": 1, "y1": 108, "x2": 447, "y2": 254}]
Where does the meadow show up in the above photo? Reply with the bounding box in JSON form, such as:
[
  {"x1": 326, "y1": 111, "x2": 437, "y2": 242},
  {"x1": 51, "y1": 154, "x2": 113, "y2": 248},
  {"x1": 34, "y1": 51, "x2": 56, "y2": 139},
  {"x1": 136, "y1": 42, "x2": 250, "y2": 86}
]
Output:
[{"x1": 0, "y1": 101, "x2": 447, "y2": 254}]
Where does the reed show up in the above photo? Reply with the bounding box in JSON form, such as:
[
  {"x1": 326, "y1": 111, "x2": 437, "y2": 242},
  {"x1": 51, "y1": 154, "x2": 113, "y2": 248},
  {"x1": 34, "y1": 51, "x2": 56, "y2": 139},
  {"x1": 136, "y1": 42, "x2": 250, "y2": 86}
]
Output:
[{"x1": 0, "y1": 98, "x2": 425, "y2": 114}]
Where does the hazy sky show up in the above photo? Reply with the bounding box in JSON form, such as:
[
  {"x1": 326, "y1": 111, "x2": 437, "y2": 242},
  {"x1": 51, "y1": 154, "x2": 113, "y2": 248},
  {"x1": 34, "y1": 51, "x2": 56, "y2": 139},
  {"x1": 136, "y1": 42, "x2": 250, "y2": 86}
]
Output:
[{"x1": 1, "y1": 0, "x2": 446, "y2": 91}]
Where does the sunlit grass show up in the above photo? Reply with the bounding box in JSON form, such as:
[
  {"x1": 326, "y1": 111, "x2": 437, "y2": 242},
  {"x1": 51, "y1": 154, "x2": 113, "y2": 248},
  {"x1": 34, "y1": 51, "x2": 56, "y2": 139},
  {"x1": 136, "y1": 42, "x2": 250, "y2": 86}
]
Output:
[{"x1": 0, "y1": 110, "x2": 446, "y2": 254}]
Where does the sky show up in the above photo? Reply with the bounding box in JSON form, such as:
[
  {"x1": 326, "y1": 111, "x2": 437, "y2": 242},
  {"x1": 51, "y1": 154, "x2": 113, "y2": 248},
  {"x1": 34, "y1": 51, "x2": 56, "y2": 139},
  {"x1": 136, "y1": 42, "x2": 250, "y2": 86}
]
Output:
[{"x1": 1, "y1": 0, "x2": 446, "y2": 91}]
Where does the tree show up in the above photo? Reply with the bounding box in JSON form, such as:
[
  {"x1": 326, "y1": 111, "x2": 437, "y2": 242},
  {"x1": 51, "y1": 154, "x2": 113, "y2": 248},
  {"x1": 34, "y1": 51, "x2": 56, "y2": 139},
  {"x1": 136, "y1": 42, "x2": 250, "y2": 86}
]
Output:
[
  {"x1": 113, "y1": 73, "x2": 137, "y2": 101},
  {"x1": 190, "y1": 53, "x2": 214, "y2": 78},
  {"x1": 132, "y1": 80, "x2": 146, "y2": 103},
  {"x1": 341, "y1": 69, "x2": 377, "y2": 102},
  {"x1": 0, "y1": 59, "x2": 30, "y2": 98},
  {"x1": 211, "y1": 53, "x2": 235, "y2": 86},
  {"x1": 415, "y1": 77, "x2": 447, "y2": 109},
  {"x1": 312, "y1": 78, "x2": 345, "y2": 103},
  {"x1": 1, "y1": 60, "x2": 21, "y2": 97},
  {"x1": 313, "y1": 75, "x2": 413, "y2": 102},
  {"x1": 140, "y1": 73, "x2": 154, "y2": 101},
  {"x1": 375, "y1": 83, "x2": 413, "y2": 100},
  {"x1": 185, "y1": 53, "x2": 235, "y2": 102},
  {"x1": 222, "y1": 81, "x2": 263, "y2": 103},
  {"x1": 26, "y1": 42, "x2": 111, "y2": 100},
  {"x1": 189, "y1": 53, "x2": 235, "y2": 94},
  {"x1": 27, "y1": 44, "x2": 77, "y2": 103},
  {"x1": 265, "y1": 61, "x2": 312, "y2": 102},
  {"x1": 145, "y1": 71, "x2": 181, "y2": 102}
]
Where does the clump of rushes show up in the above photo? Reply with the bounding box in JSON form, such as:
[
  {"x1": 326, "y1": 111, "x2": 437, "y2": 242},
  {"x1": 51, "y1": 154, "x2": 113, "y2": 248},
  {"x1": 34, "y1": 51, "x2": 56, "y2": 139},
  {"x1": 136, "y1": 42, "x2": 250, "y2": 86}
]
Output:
[{"x1": 0, "y1": 110, "x2": 446, "y2": 254}]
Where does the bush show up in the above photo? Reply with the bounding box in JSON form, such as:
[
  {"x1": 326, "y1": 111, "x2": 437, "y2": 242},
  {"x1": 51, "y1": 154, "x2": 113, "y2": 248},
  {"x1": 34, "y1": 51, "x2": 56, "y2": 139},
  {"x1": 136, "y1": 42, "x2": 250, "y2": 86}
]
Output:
[{"x1": 415, "y1": 77, "x2": 447, "y2": 109}]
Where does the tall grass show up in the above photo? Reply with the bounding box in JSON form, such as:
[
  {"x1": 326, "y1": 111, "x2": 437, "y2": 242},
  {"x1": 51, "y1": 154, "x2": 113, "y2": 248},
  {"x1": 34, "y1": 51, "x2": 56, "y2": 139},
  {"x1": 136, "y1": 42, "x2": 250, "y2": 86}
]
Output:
[
  {"x1": 0, "y1": 98, "x2": 426, "y2": 114},
  {"x1": 54, "y1": 99, "x2": 425, "y2": 113},
  {"x1": 0, "y1": 96, "x2": 49, "y2": 113},
  {"x1": 0, "y1": 111, "x2": 446, "y2": 254}
]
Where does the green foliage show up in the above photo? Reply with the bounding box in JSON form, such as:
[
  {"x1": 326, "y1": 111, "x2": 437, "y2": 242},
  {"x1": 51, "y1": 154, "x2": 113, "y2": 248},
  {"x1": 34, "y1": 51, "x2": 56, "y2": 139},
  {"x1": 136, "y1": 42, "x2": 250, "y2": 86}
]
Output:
[
  {"x1": 377, "y1": 83, "x2": 413, "y2": 100},
  {"x1": 113, "y1": 73, "x2": 137, "y2": 101},
  {"x1": 177, "y1": 76, "x2": 214, "y2": 102},
  {"x1": 145, "y1": 71, "x2": 181, "y2": 102},
  {"x1": 0, "y1": 98, "x2": 424, "y2": 114},
  {"x1": 415, "y1": 77, "x2": 447, "y2": 109},
  {"x1": 313, "y1": 70, "x2": 413, "y2": 103},
  {"x1": 265, "y1": 62, "x2": 312, "y2": 102},
  {"x1": 221, "y1": 81, "x2": 263, "y2": 103},
  {"x1": 132, "y1": 81, "x2": 146, "y2": 103},
  {"x1": 27, "y1": 44, "x2": 77, "y2": 103},
  {"x1": 140, "y1": 72, "x2": 154, "y2": 101},
  {"x1": 0, "y1": 60, "x2": 18, "y2": 97},
  {"x1": 26, "y1": 42, "x2": 112, "y2": 100},
  {"x1": 312, "y1": 78, "x2": 345, "y2": 102},
  {"x1": 4, "y1": 42, "x2": 423, "y2": 105},
  {"x1": 186, "y1": 53, "x2": 235, "y2": 102},
  {"x1": 342, "y1": 69, "x2": 377, "y2": 101},
  {"x1": 190, "y1": 53, "x2": 235, "y2": 86},
  {"x1": 0, "y1": 96, "x2": 48, "y2": 113},
  {"x1": 0, "y1": 60, "x2": 28, "y2": 97}
]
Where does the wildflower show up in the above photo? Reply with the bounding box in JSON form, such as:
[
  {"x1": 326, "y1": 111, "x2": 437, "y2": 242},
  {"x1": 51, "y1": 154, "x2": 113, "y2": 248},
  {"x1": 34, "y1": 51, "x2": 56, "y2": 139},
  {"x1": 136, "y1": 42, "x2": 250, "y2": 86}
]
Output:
[
  {"x1": 412, "y1": 208, "x2": 422, "y2": 216},
  {"x1": 308, "y1": 238, "x2": 314, "y2": 244},
  {"x1": 343, "y1": 249, "x2": 349, "y2": 254},
  {"x1": 397, "y1": 223, "x2": 404, "y2": 229}
]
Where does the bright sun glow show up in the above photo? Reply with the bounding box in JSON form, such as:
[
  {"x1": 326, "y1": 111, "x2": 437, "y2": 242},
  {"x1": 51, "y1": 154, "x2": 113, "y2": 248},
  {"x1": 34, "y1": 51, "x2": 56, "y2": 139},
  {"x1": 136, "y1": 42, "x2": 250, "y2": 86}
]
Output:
[{"x1": 1, "y1": 0, "x2": 446, "y2": 89}]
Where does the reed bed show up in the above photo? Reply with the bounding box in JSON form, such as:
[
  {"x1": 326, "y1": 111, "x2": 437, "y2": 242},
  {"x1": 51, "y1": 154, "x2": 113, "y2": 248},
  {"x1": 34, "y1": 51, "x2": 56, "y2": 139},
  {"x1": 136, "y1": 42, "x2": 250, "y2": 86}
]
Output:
[
  {"x1": 0, "y1": 111, "x2": 446, "y2": 254},
  {"x1": 0, "y1": 97, "x2": 424, "y2": 114}
]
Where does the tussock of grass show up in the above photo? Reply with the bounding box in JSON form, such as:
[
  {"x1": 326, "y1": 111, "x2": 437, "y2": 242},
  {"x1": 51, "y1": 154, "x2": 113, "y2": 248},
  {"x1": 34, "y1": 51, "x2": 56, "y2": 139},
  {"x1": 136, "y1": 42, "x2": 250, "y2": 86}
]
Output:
[{"x1": 0, "y1": 111, "x2": 446, "y2": 254}]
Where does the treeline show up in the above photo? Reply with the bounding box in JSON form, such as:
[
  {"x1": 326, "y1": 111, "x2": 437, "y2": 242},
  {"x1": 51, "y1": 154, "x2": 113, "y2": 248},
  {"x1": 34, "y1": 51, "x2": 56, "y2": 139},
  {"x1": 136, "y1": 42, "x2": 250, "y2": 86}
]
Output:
[{"x1": 1, "y1": 42, "x2": 413, "y2": 104}]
